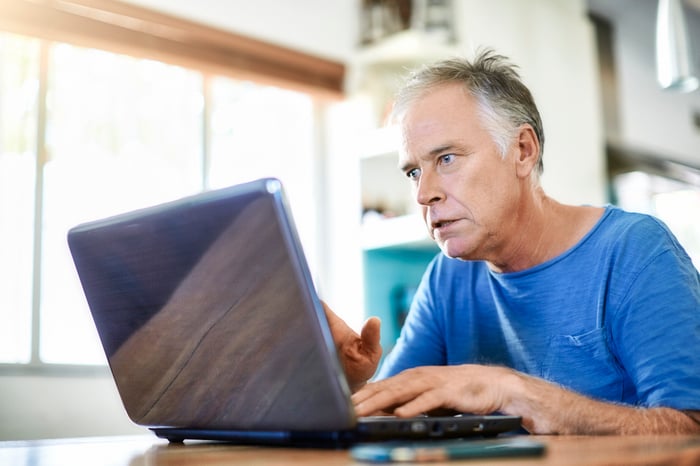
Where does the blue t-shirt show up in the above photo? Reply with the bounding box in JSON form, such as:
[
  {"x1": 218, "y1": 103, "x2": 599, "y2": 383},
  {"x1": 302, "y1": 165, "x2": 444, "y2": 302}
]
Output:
[{"x1": 376, "y1": 206, "x2": 700, "y2": 410}]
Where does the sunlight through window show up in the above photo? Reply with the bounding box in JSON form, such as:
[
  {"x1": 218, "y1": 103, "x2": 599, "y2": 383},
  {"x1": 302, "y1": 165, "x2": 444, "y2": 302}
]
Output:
[{"x1": 0, "y1": 33, "x2": 39, "y2": 364}]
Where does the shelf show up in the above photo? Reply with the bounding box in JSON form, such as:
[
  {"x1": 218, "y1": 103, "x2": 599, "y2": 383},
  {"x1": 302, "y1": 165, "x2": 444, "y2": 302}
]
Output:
[{"x1": 361, "y1": 214, "x2": 437, "y2": 251}]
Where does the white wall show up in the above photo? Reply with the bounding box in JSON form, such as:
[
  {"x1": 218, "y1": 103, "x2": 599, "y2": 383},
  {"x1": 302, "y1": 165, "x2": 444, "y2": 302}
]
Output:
[
  {"x1": 0, "y1": 372, "x2": 147, "y2": 440},
  {"x1": 121, "y1": 0, "x2": 361, "y2": 62}
]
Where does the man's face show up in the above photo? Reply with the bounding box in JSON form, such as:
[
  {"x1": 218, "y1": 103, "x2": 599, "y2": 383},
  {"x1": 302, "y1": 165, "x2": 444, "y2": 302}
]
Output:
[{"x1": 398, "y1": 83, "x2": 524, "y2": 263}]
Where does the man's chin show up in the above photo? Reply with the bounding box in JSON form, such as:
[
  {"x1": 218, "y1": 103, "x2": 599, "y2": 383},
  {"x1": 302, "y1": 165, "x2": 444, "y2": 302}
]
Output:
[{"x1": 437, "y1": 239, "x2": 474, "y2": 260}]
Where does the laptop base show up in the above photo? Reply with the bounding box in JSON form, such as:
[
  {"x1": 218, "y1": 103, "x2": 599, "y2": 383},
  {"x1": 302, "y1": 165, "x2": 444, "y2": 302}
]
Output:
[{"x1": 151, "y1": 415, "x2": 522, "y2": 447}]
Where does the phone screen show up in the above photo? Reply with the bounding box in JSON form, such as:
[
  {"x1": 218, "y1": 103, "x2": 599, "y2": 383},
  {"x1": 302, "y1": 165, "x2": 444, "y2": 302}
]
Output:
[{"x1": 350, "y1": 437, "x2": 546, "y2": 463}]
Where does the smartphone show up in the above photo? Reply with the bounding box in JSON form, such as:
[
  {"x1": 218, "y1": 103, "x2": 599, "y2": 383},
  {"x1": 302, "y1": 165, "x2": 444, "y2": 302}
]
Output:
[{"x1": 350, "y1": 437, "x2": 546, "y2": 463}]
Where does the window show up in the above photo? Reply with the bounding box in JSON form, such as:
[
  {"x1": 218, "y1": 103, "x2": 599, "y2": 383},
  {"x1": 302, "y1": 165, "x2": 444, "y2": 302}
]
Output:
[
  {"x1": 0, "y1": 31, "x2": 325, "y2": 366},
  {"x1": 207, "y1": 76, "x2": 318, "y2": 269},
  {"x1": 0, "y1": 33, "x2": 39, "y2": 364},
  {"x1": 40, "y1": 44, "x2": 204, "y2": 365}
]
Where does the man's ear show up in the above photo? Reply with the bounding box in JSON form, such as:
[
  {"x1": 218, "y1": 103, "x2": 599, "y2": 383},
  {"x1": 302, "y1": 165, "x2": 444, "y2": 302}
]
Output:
[{"x1": 515, "y1": 124, "x2": 540, "y2": 179}]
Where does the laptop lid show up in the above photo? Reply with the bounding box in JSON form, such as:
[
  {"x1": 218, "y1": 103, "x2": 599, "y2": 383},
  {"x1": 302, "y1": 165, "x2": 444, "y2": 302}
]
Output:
[{"x1": 67, "y1": 178, "x2": 356, "y2": 432}]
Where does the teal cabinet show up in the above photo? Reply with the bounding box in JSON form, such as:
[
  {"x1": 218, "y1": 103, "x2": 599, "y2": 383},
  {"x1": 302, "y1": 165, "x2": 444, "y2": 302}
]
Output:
[{"x1": 363, "y1": 242, "x2": 439, "y2": 352}]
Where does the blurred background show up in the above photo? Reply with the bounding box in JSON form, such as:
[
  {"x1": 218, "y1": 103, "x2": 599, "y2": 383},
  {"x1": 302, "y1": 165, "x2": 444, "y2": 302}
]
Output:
[{"x1": 1, "y1": 0, "x2": 698, "y2": 440}]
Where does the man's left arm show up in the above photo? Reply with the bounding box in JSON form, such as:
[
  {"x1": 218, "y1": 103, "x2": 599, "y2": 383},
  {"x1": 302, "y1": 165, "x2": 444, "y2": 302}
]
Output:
[{"x1": 503, "y1": 369, "x2": 700, "y2": 435}]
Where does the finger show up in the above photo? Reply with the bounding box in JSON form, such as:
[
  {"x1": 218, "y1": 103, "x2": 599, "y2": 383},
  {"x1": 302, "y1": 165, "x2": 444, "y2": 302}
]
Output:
[
  {"x1": 351, "y1": 370, "x2": 426, "y2": 405},
  {"x1": 352, "y1": 378, "x2": 426, "y2": 417},
  {"x1": 359, "y1": 317, "x2": 382, "y2": 357},
  {"x1": 321, "y1": 300, "x2": 342, "y2": 328},
  {"x1": 321, "y1": 301, "x2": 358, "y2": 349},
  {"x1": 393, "y1": 390, "x2": 446, "y2": 418},
  {"x1": 350, "y1": 381, "x2": 378, "y2": 406},
  {"x1": 354, "y1": 393, "x2": 398, "y2": 417},
  {"x1": 352, "y1": 384, "x2": 393, "y2": 416}
]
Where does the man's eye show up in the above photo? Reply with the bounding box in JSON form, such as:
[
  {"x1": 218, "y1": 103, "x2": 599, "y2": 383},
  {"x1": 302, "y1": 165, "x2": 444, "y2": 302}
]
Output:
[
  {"x1": 406, "y1": 168, "x2": 420, "y2": 180},
  {"x1": 439, "y1": 154, "x2": 455, "y2": 164}
]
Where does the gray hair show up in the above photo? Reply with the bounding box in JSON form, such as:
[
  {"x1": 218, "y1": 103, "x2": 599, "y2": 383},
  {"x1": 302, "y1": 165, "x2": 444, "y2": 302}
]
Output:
[{"x1": 391, "y1": 49, "x2": 545, "y2": 175}]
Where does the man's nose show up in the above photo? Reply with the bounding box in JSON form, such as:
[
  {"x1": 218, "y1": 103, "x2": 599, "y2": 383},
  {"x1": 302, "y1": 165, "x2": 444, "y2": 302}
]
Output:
[{"x1": 415, "y1": 170, "x2": 442, "y2": 206}]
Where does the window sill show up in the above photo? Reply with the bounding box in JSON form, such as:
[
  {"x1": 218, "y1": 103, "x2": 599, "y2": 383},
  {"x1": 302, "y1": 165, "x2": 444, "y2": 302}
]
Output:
[{"x1": 0, "y1": 363, "x2": 110, "y2": 377}]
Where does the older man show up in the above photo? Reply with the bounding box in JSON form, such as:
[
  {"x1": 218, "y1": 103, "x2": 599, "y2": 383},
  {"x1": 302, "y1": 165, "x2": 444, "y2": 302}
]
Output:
[{"x1": 325, "y1": 49, "x2": 700, "y2": 435}]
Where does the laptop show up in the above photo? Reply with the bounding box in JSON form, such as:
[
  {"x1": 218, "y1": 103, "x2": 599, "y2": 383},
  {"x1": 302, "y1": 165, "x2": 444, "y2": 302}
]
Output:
[{"x1": 67, "y1": 177, "x2": 521, "y2": 446}]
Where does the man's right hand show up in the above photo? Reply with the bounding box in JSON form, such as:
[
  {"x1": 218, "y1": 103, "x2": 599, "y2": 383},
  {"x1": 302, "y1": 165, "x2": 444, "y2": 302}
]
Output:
[{"x1": 322, "y1": 301, "x2": 382, "y2": 392}]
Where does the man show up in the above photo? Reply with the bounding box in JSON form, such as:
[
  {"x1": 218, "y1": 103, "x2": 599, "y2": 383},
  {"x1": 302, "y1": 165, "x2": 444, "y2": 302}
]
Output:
[{"x1": 325, "y1": 49, "x2": 700, "y2": 435}]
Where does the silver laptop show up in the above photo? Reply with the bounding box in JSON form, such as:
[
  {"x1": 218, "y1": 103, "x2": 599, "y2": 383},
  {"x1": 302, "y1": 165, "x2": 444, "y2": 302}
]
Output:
[{"x1": 67, "y1": 178, "x2": 521, "y2": 446}]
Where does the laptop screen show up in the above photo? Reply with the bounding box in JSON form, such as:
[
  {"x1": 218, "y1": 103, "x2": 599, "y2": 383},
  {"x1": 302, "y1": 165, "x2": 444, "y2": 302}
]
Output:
[{"x1": 68, "y1": 179, "x2": 355, "y2": 432}]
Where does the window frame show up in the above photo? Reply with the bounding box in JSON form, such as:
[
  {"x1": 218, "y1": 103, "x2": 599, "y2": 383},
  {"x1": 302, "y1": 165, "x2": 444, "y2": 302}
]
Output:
[{"x1": 0, "y1": 0, "x2": 345, "y2": 97}]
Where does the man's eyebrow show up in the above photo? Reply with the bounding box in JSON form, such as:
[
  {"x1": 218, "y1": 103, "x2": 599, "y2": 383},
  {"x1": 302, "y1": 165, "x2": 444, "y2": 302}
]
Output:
[
  {"x1": 429, "y1": 144, "x2": 457, "y2": 156},
  {"x1": 398, "y1": 160, "x2": 412, "y2": 173},
  {"x1": 398, "y1": 144, "x2": 458, "y2": 172}
]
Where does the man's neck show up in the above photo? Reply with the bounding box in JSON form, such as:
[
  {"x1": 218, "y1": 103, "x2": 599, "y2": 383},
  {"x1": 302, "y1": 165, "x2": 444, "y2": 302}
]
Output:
[{"x1": 487, "y1": 191, "x2": 603, "y2": 274}]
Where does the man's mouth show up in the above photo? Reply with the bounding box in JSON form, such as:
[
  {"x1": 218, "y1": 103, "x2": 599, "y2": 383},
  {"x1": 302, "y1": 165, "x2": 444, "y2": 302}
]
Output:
[{"x1": 432, "y1": 219, "x2": 456, "y2": 229}]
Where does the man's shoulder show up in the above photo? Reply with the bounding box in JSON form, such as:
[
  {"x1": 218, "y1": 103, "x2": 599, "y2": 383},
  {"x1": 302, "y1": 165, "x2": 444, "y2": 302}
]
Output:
[
  {"x1": 595, "y1": 205, "x2": 674, "y2": 243},
  {"x1": 590, "y1": 206, "x2": 694, "y2": 278}
]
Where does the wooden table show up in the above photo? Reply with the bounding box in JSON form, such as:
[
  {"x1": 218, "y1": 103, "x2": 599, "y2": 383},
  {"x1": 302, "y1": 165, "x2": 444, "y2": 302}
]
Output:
[{"x1": 2, "y1": 434, "x2": 700, "y2": 465}]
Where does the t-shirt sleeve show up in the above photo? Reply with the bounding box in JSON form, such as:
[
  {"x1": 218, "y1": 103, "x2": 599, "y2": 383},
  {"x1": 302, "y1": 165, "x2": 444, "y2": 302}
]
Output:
[{"x1": 609, "y1": 219, "x2": 700, "y2": 410}]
